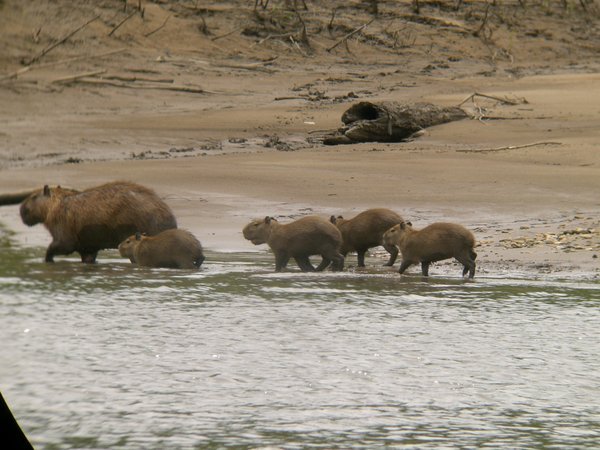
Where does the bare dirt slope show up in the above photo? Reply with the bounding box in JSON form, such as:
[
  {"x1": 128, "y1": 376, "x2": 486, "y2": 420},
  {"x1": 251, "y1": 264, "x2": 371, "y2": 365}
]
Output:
[{"x1": 0, "y1": 0, "x2": 599, "y2": 276}]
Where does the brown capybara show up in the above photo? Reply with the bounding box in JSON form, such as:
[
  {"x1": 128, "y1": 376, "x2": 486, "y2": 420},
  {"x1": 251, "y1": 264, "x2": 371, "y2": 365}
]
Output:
[
  {"x1": 242, "y1": 216, "x2": 344, "y2": 272},
  {"x1": 383, "y1": 221, "x2": 477, "y2": 278},
  {"x1": 20, "y1": 181, "x2": 177, "y2": 263},
  {"x1": 330, "y1": 208, "x2": 403, "y2": 267},
  {"x1": 119, "y1": 229, "x2": 204, "y2": 269}
]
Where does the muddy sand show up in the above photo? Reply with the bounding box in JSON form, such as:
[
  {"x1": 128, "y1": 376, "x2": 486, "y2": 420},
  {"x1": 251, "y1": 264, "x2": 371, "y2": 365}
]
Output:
[{"x1": 0, "y1": 0, "x2": 598, "y2": 278}]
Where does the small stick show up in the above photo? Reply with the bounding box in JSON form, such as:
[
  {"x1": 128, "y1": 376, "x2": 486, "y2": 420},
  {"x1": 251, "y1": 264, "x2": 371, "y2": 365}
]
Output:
[
  {"x1": 457, "y1": 141, "x2": 562, "y2": 153},
  {"x1": 211, "y1": 28, "x2": 238, "y2": 41},
  {"x1": 26, "y1": 14, "x2": 101, "y2": 65},
  {"x1": 144, "y1": 14, "x2": 171, "y2": 37},
  {"x1": 108, "y1": 10, "x2": 137, "y2": 37},
  {"x1": 102, "y1": 74, "x2": 174, "y2": 83},
  {"x1": 458, "y1": 92, "x2": 524, "y2": 107},
  {"x1": 52, "y1": 69, "x2": 107, "y2": 84},
  {"x1": 326, "y1": 18, "x2": 375, "y2": 52}
]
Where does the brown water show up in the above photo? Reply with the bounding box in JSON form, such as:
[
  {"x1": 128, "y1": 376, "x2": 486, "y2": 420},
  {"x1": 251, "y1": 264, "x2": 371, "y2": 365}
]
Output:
[{"x1": 0, "y1": 236, "x2": 599, "y2": 449}]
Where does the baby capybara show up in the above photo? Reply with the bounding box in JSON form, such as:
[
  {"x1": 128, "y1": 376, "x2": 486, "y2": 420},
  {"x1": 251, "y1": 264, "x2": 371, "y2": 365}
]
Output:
[
  {"x1": 383, "y1": 221, "x2": 477, "y2": 278},
  {"x1": 242, "y1": 216, "x2": 344, "y2": 272},
  {"x1": 20, "y1": 181, "x2": 177, "y2": 263},
  {"x1": 330, "y1": 208, "x2": 403, "y2": 267},
  {"x1": 119, "y1": 229, "x2": 204, "y2": 269}
]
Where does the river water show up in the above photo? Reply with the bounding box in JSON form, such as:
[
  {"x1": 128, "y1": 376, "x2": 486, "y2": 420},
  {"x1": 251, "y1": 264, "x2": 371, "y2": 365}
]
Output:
[{"x1": 1, "y1": 232, "x2": 599, "y2": 449}]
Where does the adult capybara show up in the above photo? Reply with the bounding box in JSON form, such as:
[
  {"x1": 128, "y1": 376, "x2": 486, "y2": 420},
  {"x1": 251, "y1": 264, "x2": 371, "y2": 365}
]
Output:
[
  {"x1": 383, "y1": 221, "x2": 477, "y2": 278},
  {"x1": 119, "y1": 229, "x2": 204, "y2": 269},
  {"x1": 242, "y1": 216, "x2": 344, "y2": 272},
  {"x1": 330, "y1": 208, "x2": 403, "y2": 267},
  {"x1": 20, "y1": 181, "x2": 177, "y2": 263}
]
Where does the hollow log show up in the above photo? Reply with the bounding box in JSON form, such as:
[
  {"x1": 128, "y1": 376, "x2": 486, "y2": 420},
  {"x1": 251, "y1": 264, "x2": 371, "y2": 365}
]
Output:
[
  {"x1": 323, "y1": 101, "x2": 468, "y2": 145},
  {"x1": 0, "y1": 190, "x2": 36, "y2": 207}
]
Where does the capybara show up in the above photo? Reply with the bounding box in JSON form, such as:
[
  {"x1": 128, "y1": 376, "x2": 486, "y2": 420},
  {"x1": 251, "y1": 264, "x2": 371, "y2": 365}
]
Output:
[
  {"x1": 20, "y1": 181, "x2": 177, "y2": 263},
  {"x1": 383, "y1": 221, "x2": 477, "y2": 278},
  {"x1": 242, "y1": 216, "x2": 344, "y2": 272},
  {"x1": 119, "y1": 229, "x2": 204, "y2": 269},
  {"x1": 330, "y1": 208, "x2": 403, "y2": 267}
]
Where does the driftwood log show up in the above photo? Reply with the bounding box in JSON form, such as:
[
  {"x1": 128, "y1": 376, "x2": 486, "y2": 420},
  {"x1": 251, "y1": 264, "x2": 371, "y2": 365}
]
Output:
[
  {"x1": 323, "y1": 101, "x2": 468, "y2": 145},
  {"x1": 0, "y1": 190, "x2": 36, "y2": 207}
]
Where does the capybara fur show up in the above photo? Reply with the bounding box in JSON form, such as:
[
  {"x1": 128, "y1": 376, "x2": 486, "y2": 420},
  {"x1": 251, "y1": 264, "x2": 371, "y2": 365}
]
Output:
[
  {"x1": 383, "y1": 221, "x2": 477, "y2": 278},
  {"x1": 119, "y1": 229, "x2": 204, "y2": 269},
  {"x1": 242, "y1": 216, "x2": 344, "y2": 272},
  {"x1": 20, "y1": 181, "x2": 177, "y2": 263},
  {"x1": 330, "y1": 208, "x2": 403, "y2": 267}
]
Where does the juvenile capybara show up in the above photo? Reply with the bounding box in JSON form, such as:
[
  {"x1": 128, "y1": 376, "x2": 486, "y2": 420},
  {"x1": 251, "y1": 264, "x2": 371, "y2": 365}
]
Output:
[
  {"x1": 330, "y1": 208, "x2": 403, "y2": 267},
  {"x1": 383, "y1": 221, "x2": 477, "y2": 278},
  {"x1": 119, "y1": 229, "x2": 204, "y2": 269},
  {"x1": 242, "y1": 216, "x2": 344, "y2": 272},
  {"x1": 20, "y1": 181, "x2": 177, "y2": 263}
]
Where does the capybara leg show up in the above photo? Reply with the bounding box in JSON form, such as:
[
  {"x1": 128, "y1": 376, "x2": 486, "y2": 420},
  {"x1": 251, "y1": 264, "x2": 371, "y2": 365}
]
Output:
[
  {"x1": 330, "y1": 253, "x2": 344, "y2": 271},
  {"x1": 295, "y1": 255, "x2": 316, "y2": 272},
  {"x1": 315, "y1": 258, "x2": 331, "y2": 271},
  {"x1": 356, "y1": 250, "x2": 366, "y2": 268},
  {"x1": 80, "y1": 252, "x2": 98, "y2": 264},
  {"x1": 44, "y1": 241, "x2": 62, "y2": 263},
  {"x1": 274, "y1": 253, "x2": 290, "y2": 272},
  {"x1": 383, "y1": 243, "x2": 398, "y2": 266},
  {"x1": 398, "y1": 260, "x2": 411, "y2": 274},
  {"x1": 421, "y1": 261, "x2": 430, "y2": 277},
  {"x1": 456, "y1": 254, "x2": 476, "y2": 278}
]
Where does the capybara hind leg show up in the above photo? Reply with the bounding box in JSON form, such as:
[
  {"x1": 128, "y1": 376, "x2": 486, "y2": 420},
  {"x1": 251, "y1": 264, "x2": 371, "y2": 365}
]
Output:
[
  {"x1": 315, "y1": 258, "x2": 331, "y2": 271},
  {"x1": 356, "y1": 250, "x2": 367, "y2": 268},
  {"x1": 295, "y1": 255, "x2": 316, "y2": 272},
  {"x1": 45, "y1": 241, "x2": 65, "y2": 263},
  {"x1": 383, "y1": 243, "x2": 398, "y2": 266},
  {"x1": 421, "y1": 261, "x2": 430, "y2": 277}
]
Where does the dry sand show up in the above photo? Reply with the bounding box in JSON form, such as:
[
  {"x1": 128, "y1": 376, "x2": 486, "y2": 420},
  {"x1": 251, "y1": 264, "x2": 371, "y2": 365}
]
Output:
[{"x1": 0, "y1": 0, "x2": 598, "y2": 277}]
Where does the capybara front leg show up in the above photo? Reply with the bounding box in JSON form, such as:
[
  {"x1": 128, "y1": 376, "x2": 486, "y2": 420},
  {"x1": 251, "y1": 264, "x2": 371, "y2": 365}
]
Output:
[
  {"x1": 398, "y1": 260, "x2": 412, "y2": 274},
  {"x1": 357, "y1": 250, "x2": 367, "y2": 268},
  {"x1": 274, "y1": 252, "x2": 290, "y2": 272},
  {"x1": 383, "y1": 243, "x2": 399, "y2": 266},
  {"x1": 421, "y1": 261, "x2": 430, "y2": 277},
  {"x1": 80, "y1": 252, "x2": 98, "y2": 264}
]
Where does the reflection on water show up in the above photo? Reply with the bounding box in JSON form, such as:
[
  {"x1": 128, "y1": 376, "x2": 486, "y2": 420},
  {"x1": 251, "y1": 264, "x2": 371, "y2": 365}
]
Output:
[{"x1": 0, "y1": 239, "x2": 599, "y2": 449}]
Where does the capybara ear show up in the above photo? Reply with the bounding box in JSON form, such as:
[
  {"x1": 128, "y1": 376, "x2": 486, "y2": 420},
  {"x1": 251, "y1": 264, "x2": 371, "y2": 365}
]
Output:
[
  {"x1": 43, "y1": 185, "x2": 50, "y2": 196},
  {"x1": 135, "y1": 232, "x2": 142, "y2": 240},
  {"x1": 406, "y1": 221, "x2": 412, "y2": 227},
  {"x1": 330, "y1": 215, "x2": 336, "y2": 224},
  {"x1": 400, "y1": 221, "x2": 406, "y2": 230},
  {"x1": 264, "y1": 216, "x2": 271, "y2": 224}
]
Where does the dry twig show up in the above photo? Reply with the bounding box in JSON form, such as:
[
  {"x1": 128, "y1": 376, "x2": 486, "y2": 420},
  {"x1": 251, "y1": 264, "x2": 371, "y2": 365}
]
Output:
[
  {"x1": 458, "y1": 92, "x2": 526, "y2": 107},
  {"x1": 108, "y1": 10, "x2": 138, "y2": 37},
  {"x1": 144, "y1": 14, "x2": 171, "y2": 37},
  {"x1": 25, "y1": 15, "x2": 101, "y2": 65},
  {"x1": 457, "y1": 141, "x2": 562, "y2": 153},
  {"x1": 61, "y1": 77, "x2": 209, "y2": 94},
  {"x1": 52, "y1": 70, "x2": 107, "y2": 84},
  {"x1": 326, "y1": 18, "x2": 375, "y2": 52}
]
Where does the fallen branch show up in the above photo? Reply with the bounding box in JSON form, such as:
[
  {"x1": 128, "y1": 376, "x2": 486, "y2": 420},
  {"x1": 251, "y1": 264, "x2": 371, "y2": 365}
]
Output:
[
  {"x1": 458, "y1": 92, "x2": 525, "y2": 107},
  {"x1": 0, "y1": 48, "x2": 126, "y2": 82},
  {"x1": 326, "y1": 18, "x2": 375, "y2": 52},
  {"x1": 52, "y1": 70, "x2": 107, "y2": 84},
  {"x1": 144, "y1": 14, "x2": 171, "y2": 37},
  {"x1": 62, "y1": 77, "x2": 209, "y2": 94},
  {"x1": 108, "y1": 10, "x2": 137, "y2": 37},
  {"x1": 102, "y1": 74, "x2": 174, "y2": 83},
  {"x1": 457, "y1": 141, "x2": 562, "y2": 153},
  {"x1": 25, "y1": 14, "x2": 101, "y2": 65},
  {"x1": 217, "y1": 59, "x2": 277, "y2": 73}
]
